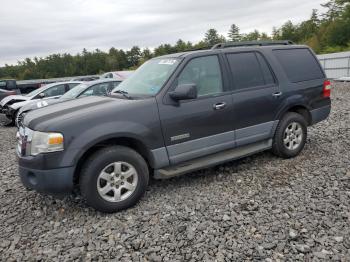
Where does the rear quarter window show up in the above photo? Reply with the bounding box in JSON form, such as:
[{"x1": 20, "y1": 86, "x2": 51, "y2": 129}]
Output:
[{"x1": 273, "y1": 48, "x2": 324, "y2": 83}]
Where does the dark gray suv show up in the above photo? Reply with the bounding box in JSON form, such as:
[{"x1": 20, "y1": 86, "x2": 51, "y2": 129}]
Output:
[{"x1": 17, "y1": 41, "x2": 331, "y2": 212}]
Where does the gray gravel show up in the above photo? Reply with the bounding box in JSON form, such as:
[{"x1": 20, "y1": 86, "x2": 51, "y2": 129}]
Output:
[{"x1": 1, "y1": 83, "x2": 350, "y2": 261}]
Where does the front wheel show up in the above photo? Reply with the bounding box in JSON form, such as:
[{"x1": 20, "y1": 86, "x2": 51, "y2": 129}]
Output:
[
  {"x1": 80, "y1": 146, "x2": 149, "y2": 213},
  {"x1": 272, "y1": 112, "x2": 307, "y2": 158}
]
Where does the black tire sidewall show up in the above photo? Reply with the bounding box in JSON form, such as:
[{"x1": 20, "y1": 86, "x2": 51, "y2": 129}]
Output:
[
  {"x1": 273, "y1": 113, "x2": 307, "y2": 158},
  {"x1": 80, "y1": 146, "x2": 149, "y2": 213}
]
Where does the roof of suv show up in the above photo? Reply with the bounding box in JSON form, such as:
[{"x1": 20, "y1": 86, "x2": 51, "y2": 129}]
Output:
[{"x1": 156, "y1": 41, "x2": 307, "y2": 59}]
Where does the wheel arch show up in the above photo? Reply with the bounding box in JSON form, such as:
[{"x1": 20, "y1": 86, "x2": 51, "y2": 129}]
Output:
[
  {"x1": 276, "y1": 98, "x2": 312, "y2": 126},
  {"x1": 73, "y1": 136, "x2": 155, "y2": 186}
]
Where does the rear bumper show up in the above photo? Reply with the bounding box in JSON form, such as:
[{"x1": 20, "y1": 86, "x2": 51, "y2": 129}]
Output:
[
  {"x1": 19, "y1": 165, "x2": 75, "y2": 195},
  {"x1": 311, "y1": 104, "x2": 331, "y2": 125}
]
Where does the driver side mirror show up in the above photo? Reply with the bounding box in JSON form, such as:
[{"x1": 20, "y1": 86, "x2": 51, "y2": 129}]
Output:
[
  {"x1": 38, "y1": 93, "x2": 45, "y2": 98},
  {"x1": 169, "y1": 84, "x2": 197, "y2": 101}
]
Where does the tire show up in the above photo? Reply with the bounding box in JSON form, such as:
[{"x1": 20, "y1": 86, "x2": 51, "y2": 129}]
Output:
[
  {"x1": 272, "y1": 112, "x2": 307, "y2": 159},
  {"x1": 80, "y1": 146, "x2": 149, "y2": 213}
]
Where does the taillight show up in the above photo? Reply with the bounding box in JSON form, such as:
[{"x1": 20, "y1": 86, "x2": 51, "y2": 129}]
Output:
[
  {"x1": 7, "y1": 91, "x2": 16, "y2": 95},
  {"x1": 323, "y1": 80, "x2": 331, "y2": 98}
]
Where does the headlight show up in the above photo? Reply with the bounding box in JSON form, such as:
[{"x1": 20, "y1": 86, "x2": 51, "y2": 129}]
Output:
[{"x1": 30, "y1": 131, "x2": 64, "y2": 155}]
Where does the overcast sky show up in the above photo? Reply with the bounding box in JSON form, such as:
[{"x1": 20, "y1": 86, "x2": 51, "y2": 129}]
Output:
[{"x1": 0, "y1": 0, "x2": 326, "y2": 66}]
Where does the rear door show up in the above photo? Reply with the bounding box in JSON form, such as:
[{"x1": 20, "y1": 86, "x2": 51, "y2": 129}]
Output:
[
  {"x1": 158, "y1": 55, "x2": 235, "y2": 165},
  {"x1": 225, "y1": 51, "x2": 281, "y2": 146}
]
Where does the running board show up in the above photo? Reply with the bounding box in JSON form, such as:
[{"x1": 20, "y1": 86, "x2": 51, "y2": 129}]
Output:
[{"x1": 154, "y1": 139, "x2": 272, "y2": 179}]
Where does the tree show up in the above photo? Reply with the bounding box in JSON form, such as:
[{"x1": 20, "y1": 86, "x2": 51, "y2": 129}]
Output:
[
  {"x1": 126, "y1": 46, "x2": 141, "y2": 68},
  {"x1": 241, "y1": 30, "x2": 261, "y2": 41},
  {"x1": 228, "y1": 24, "x2": 241, "y2": 42},
  {"x1": 2, "y1": 0, "x2": 350, "y2": 80},
  {"x1": 204, "y1": 29, "x2": 225, "y2": 46},
  {"x1": 174, "y1": 39, "x2": 193, "y2": 52}
]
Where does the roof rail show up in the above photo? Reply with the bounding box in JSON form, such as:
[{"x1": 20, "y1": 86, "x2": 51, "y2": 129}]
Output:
[{"x1": 211, "y1": 40, "x2": 295, "y2": 50}]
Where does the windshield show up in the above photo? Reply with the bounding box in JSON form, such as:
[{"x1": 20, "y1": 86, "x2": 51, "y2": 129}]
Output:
[
  {"x1": 60, "y1": 83, "x2": 88, "y2": 99},
  {"x1": 111, "y1": 58, "x2": 180, "y2": 96}
]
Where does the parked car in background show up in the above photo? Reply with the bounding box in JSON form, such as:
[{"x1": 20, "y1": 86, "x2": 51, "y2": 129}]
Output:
[
  {"x1": 71, "y1": 76, "x2": 100, "y2": 81},
  {"x1": 100, "y1": 71, "x2": 134, "y2": 80},
  {"x1": 0, "y1": 81, "x2": 82, "y2": 124},
  {"x1": 17, "y1": 41, "x2": 331, "y2": 213},
  {"x1": 0, "y1": 79, "x2": 20, "y2": 101},
  {"x1": 16, "y1": 79, "x2": 122, "y2": 127}
]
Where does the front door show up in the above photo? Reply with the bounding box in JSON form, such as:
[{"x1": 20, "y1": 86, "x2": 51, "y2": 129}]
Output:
[{"x1": 158, "y1": 55, "x2": 235, "y2": 165}]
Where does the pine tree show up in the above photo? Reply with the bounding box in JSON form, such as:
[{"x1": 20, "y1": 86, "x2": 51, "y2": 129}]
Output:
[
  {"x1": 204, "y1": 29, "x2": 224, "y2": 46},
  {"x1": 228, "y1": 24, "x2": 241, "y2": 42}
]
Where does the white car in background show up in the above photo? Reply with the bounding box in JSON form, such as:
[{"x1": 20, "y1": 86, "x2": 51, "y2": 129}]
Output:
[
  {"x1": 100, "y1": 71, "x2": 134, "y2": 81},
  {"x1": 0, "y1": 81, "x2": 82, "y2": 124}
]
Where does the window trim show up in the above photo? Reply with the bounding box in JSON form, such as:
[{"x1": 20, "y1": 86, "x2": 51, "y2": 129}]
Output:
[{"x1": 224, "y1": 51, "x2": 278, "y2": 92}]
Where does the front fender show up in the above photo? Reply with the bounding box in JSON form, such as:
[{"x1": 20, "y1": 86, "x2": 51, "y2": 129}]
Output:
[{"x1": 60, "y1": 121, "x2": 157, "y2": 167}]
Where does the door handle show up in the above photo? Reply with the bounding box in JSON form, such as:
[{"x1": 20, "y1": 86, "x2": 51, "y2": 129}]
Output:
[
  {"x1": 213, "y1": 102, "x2": 226, "y2": 110},
  {"x1": 272, "y1": 92, "x2": 282, "y2": 98}
]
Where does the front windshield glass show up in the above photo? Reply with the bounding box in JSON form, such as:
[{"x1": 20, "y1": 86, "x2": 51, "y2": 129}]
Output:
[
  {"x1": 111, "y1": 58, "x2": 180, "y2": 96},
  {"x1": 60, "y1": 83, "x2": 88, "y2": 99}
]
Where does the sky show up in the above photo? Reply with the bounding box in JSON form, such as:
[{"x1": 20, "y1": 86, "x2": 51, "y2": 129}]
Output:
[{"x1": 0, "y1": 0, "x2": 326, "y2": 66}]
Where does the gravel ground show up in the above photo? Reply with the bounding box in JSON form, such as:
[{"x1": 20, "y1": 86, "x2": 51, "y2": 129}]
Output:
[{"x1": 0, "y1": 83, "x2": 349, "y2": 261}]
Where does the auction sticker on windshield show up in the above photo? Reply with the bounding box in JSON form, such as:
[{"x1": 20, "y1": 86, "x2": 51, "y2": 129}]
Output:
[{"x1": 158, "y1": 59, "x2": 177, "y2": 65}]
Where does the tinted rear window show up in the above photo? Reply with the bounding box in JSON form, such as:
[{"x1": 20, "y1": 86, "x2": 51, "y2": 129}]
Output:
[
  {"x1": 226, "y1": 52, "x2": 265, "y2": 89},
  {"x1": 273, "y1": 48, "x2": 324, "y2": 83}
]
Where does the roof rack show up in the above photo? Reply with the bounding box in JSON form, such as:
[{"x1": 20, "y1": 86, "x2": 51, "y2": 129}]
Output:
[{"x1": 211, "y1": 40, "x2": 295, "y2": 50}]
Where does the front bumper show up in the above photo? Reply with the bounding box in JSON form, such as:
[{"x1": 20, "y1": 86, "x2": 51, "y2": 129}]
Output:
[
  {"x1": 1, "y1": 105, "x2": 15, "y2": 119},
  {"x1": 19, "y1": 165, "x2": 75, "y2": 195}
]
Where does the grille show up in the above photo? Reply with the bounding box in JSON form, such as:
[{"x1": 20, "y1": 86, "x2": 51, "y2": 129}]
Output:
[{"x1": 16, "y1": 112, "x2": 25, "y2": 128}]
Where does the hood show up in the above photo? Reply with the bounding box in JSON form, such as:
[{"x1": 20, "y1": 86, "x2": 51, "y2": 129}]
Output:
[
  {"x1": 24, "y1": 96, "x2": 141, "y2": 131},
  {"x1": 9, "y1": 99, "x2": 37, "y2": 110},
  {"x1": 19, "y1": 98, "x2": 59, "y2": 114},
  {"x1": 0, "y1": 95, "x2": 30, "y2": 107}
]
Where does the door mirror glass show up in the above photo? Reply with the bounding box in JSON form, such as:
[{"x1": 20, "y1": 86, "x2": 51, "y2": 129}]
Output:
[{"x1": 169, "y1": 84, "x2": 197, "y2": 101}]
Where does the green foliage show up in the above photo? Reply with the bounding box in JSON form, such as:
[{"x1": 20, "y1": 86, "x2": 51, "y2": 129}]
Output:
[
  {"x1": 228, "y1": 24, "x2": 241, "y2": 42},
  {"x1": 1, "y1": 1, "x2": 350, "y2": 80},
  {"x1": 204, "y1": 29, "x2": 226, "y2": 46}
]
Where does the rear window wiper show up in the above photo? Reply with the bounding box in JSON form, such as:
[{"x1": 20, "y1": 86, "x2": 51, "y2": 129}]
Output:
[{"x1": 113, "y1": 90, "x2": 132, "y2": 99}]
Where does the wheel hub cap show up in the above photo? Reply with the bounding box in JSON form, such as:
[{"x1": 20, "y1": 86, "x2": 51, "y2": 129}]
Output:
[
  {"x1": 283, "y1": 122, "x2": 303, "y2": 150},
  {"x1": 97, "y1": 162, "x2": 138, "y2": 203}
]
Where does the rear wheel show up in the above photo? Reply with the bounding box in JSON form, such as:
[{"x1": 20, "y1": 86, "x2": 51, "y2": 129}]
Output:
[
  {"x1": 80, "y1": 146, "x2": 149, "y2": 213},
  {"x1": 272, "y1": 112, "x2": 307, "y2": 158}
]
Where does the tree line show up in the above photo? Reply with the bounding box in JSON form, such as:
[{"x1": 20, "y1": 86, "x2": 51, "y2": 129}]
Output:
[{"x1": 1, "y1": 0, "x2": 349, "y2": 80}]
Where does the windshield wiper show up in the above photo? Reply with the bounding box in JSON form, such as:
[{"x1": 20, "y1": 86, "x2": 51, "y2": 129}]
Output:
[{"x1": 113, "y1": 90, "x2": 132, "y2": 99}]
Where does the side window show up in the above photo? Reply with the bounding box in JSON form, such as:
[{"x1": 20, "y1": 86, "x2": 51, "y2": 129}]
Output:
[
  {"x1": 68, "y1": 83, "x2": 79, "y2": 90},
  {"x1": 110, "y1": 81, "x2": 121, "y2": 92},
  {"x1": 256, "y1": 53, "x2": 275, "y2": 85},
  {"x1": 273, "y1": 48, "x2": 324, "y2": 82},
  {"x1": 226, "y1": 52, "x2": 265, "y2": 89},
  {"x1": 0, "y1": 81, "x2": 6, "y2": 89},
  {"x1": 178, "y1": 55, "x2": 223, "y2": 96},
  {"x1": 43, "y1": 84, "x2": 66, "y2": 97},
  {"x1": 112, "y1": 81, "x2": 121, "y2": 88},
  {"x1": 80, "y1": 83, "x2": 110, "y2": 97}
]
